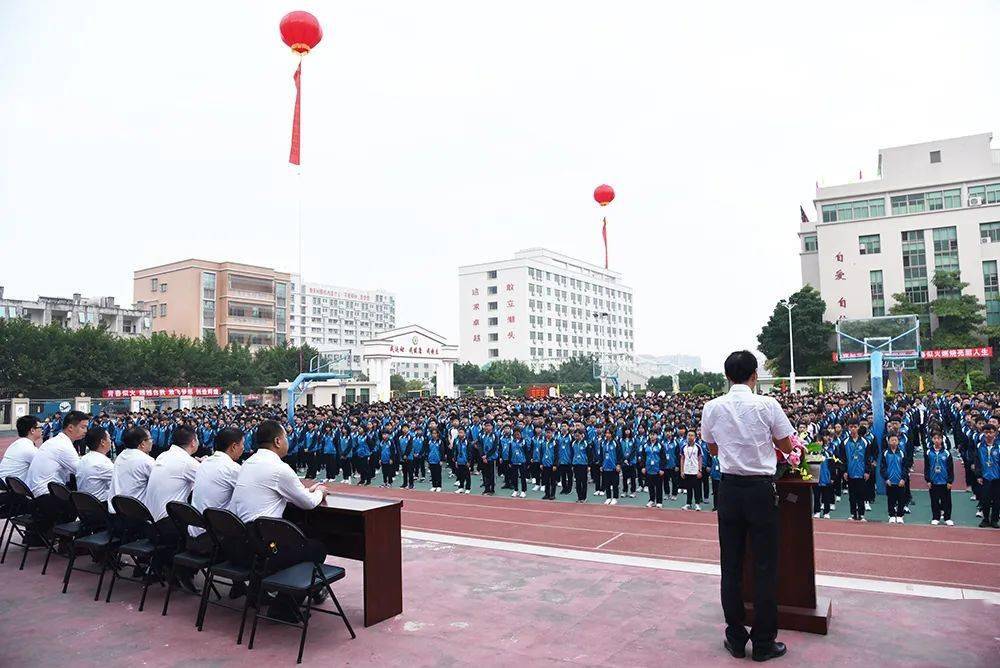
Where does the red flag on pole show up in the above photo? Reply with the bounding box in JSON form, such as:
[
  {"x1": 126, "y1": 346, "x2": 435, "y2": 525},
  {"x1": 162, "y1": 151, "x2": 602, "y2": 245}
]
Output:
[
  {"x1": 602, "y1": 217, "x2": 608, "y2": 269},
  {"x1": 289, "y1": 61, "x2": 302, "y2": 165}
]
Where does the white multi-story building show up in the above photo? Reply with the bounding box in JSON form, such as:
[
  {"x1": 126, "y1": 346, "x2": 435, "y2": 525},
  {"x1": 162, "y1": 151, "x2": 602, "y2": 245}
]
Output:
[
  {"x1": 459, "y1": 248, "x2": 635, "y2": 368},
  {"x1": 288, "y1": 276, "x2": 396, "y2": 367},
  {"x1": 0, "y1": 286, "x2": 150, "y2": 337},
  {"x1": 800, "y1": 133, "x2": 1000, "y2": 327}
]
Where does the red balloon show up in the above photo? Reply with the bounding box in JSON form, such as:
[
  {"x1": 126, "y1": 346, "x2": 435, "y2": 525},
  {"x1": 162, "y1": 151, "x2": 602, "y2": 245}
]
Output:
[
  {"x1": 280, "y1": 11, "x2": 323, "y2": 54},
  {"x1": 594, "y1": 184, "x2": 615, "y2": 207}
]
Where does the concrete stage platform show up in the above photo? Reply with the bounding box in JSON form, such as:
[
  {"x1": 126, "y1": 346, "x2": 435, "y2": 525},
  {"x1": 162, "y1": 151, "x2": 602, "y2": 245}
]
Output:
[{"x1": 0, "y1": 531, "x2": 997, "y2": 667}]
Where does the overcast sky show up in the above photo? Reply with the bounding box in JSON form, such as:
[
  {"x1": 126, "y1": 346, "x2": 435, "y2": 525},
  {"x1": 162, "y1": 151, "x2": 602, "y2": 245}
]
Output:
[{"x1": 2, "y1": 1, "x2": 998, "y2": 371}]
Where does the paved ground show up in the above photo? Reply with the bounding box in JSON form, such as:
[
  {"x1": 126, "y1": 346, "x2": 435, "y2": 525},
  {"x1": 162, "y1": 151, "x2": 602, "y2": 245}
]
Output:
[{"x1": 0, "y1": 534, "x2": 997, "y2": 667}]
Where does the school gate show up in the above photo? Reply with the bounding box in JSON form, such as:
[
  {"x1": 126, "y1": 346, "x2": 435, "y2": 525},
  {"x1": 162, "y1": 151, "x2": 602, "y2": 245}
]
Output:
[{"x1": 362, "y1": 325, "x2": 459, "y2": 402}]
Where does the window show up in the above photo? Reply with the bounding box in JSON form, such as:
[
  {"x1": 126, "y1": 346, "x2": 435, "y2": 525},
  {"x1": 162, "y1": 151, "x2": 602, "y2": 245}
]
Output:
[
  {"x1": 228, "y1": 274, "x2": 273, "y2": 294},
  {"x1": 150, "y1": 305, "x2": 157, "y2": 319},
  {"x1": 893, "y1": 188, "x2": 961, "y2": 214},
  {"x1": 487, "y1": 270, "x2": 498, "y2": 279},
  {"x1": 487, "y1": 301, "x2": 497, "y2": 310},
  {"x1": 984, "y1": 261, "x2": 1000, "y2": 326},
  {"x1": 159, "y1": 303, "x2": 167, "y2": 317},
  {"x1": 159, "y1": 283, "x2": 167, "y2": 293},
  {"x1": 228, "y1": 302, "x2": 275, "y2": 320},
  {"x1": 488, "y1": 317, "x2": 498, "y2": 326},
  {"x1": 859, "y1": 234, "x2": 881, "y2": 255},
  {"x1": 227, "y1": 330, "x2": 275, "y2": 346},
  {"x1": 488, "y1": 333, "x2": 498, "y2": 342},
  {"x1": 929, "y1": 150, "x2": 941, "y2": 163},
  {"x1": 150, "y1": 278, "x2": 158, "y2": 291},
  {"x1": 932, "y1": 226, "x2": 959, "y2": 273},
  {"x1": 870, "y1": 270, "x2": 885, "y2": 317},
  {"x1": 202, "y1": 272, "x2": 216, "y2": 299},
  {"x1": 821, "y1": 197, "x2": 885, "y2": 223},
  {"x1": 901, "y1": 230, "x2": 929, "y2": 306},
  {"x1": 487, "y1": 286, "x2": 498, "y2": 295},
  {"x1": 981, "y1": 222, "x2": 1000, "y2": 243},
  {"x1": 275, "y1": 282, "x2": 287, "y2": 307},
  {"x1": 202, "y1": 327, "x2": 214, "y2": 340},
  {"x1": 969, "y1": 183, "x2": 1000, "y2": 205},
  {"x1": 891, "y1": 193, "x2": 925, "y2": 215},
  {"x1": 488, "y1": 348, "x2": 499, "y2": 358},
  {"x1": 803, "y1": 235, "x2": 818, "y2": 252},
  {"x1": 202, "y1": 299, "x2": 215, "y2": 325}
]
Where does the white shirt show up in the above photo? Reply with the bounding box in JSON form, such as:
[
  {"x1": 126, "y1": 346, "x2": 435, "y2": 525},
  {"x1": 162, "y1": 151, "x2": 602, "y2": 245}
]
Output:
[
  {"x1": 190, "y1": 451, "x2": 241, "y2": 535},
  {"x1": 681, "y1": 443, "x2": 702, "y2": 475},
  {"x1": 76, "y1": 450, "x2": 114, "y2": 501},
  {"x1": 108, "y1": 448, "x2": 155, "y2": 512},
  {"x1": 701, "y1": 384, "x2": 795, "y2": 476},
  {"x1": 230, "y1": 448, "x2": 323, "y2": 523},
  {"x1": 24, "y1": 432, "x2": 79, "y2": 497},
  {"x1": 0, "y1": 437, "x2": 38, "y2": 482},
  {"x1": 144, "y1": 445, "x2": 200, "y2": 521}
]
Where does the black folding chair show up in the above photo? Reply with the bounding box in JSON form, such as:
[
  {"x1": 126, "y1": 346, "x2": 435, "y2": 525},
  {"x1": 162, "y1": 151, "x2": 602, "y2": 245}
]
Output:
[
  {"x1": 1, "y1": 476, "x2": 54, "y2": 570},
  {"x1": 161, "y1": 501, "x2": 223, "y2": 617},
  {"x1": 0, "y1": 478, "x2": 15, "y2": 550},
  {"x1": 201, "y1": 508, "x2": 261, "y2": 643},
  {"x1": 104, "y1": 495, "x2": 173, "y2": 611},
  {"x1": 247, "y1": 517, "x2": 355, "y2": 664},
  {"x1": 41, "y1": 481, "x2": 82, "y2": 575},
  {"x1": 64, "y1": 491, "x2": 119, "y2": 599}
]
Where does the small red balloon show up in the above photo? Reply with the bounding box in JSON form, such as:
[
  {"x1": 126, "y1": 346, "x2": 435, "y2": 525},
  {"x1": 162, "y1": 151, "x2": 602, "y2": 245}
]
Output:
[
  {"x1": 594, "y1": 184, "x2": 615, "y2": 207},
  {"x1": 280, "y1": 11, "x2": 323, "y2": 54}
]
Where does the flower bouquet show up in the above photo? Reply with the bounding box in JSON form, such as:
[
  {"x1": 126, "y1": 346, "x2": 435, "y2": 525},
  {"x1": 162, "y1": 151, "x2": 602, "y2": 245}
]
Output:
[{"x1": 775, "y1": 432, "x2": 812, "y2": 481}]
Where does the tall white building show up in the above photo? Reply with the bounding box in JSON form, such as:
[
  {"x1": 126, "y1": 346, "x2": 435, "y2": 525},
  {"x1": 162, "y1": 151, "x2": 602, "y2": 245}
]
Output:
[
  {"x1": 800, "y1": 133, "x2": 1000, "y2": 326},
  {"x1": 459, "y1": 248, "x2": 635, "y2": 368},
  {"x1": 288, "y1": 276, "x2": 396, "y2": 366}
]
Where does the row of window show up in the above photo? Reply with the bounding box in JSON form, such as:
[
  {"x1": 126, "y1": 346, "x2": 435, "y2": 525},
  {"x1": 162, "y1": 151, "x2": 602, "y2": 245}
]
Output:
[
  {"x1": 806, "y1": 222, "x2": 1000, "y2": 256},
  {"x1": 524, "y1": 267, "x2": 632, "y2": 302},
  {"x1": 820, "y1": 182, "x2": 1000, "y2": 224}
]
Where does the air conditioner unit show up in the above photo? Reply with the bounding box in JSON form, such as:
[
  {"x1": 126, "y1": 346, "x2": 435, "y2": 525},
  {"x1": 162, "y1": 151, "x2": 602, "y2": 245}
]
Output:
[
  {"x1": 969, "y1": 196, "x2": 983, "y2": 207},
  {"x1": 982, "y1": 237, "x2": 992, "y2": 244}
]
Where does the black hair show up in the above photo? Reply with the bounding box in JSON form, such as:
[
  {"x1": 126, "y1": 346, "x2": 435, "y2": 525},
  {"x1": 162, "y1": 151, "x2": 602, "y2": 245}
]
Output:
[
  {"x1": 84, "y1": 426, "x2": 109, "y2": 451},
  {"x1": 255, "y1": 419, "x2": 285, "y2": 448},
  {"x1": 171, "y1": 426, "x2": 197, "y2": 448},
  {"x1": 723, "y1": 350, "x2": 757, "y2": 384},
  {"x1": 62, "y1": 410, "x2": 90, "y2": 430},
  {"x1": 216, "y1": 427, "x2": 244, "y2": 452},
  {"x1": 16, "y1": 415, "x2": 40, "y2": 438},
  {"x1": 122, "y1": 427, "x2": 149, "y2": 449}
]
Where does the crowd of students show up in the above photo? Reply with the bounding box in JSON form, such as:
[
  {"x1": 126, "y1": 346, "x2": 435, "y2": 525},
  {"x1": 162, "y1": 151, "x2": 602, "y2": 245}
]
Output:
[{"x1": 4, "y1": 388, "x2": 999, "y2": 528}]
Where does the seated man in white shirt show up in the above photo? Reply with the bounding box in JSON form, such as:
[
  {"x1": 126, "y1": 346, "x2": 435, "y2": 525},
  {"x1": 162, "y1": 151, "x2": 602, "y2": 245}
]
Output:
[
  {"x1": 108, "y1": 426, "x2": 155, "y2": 513},
  {"x1": 24, "y1": 410, "x2": 87, "y2": 531},
  {"x1": 0, "y1": 415, "x2": 43, "y2": 488},
  {"x1": 145, "y1": 426, "x2": 201, "y2": 528},
  {"x1": 231, "y1": 420, "x2": 328, "y2": 613},
  {"x1": 76, "y1": 426, "x2": 115, "y2": 502}
]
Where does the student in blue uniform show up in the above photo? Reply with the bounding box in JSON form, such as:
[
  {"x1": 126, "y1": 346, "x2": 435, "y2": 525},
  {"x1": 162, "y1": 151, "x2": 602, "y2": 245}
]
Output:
[
  {"x1": 840, "y1": 421, "x2": 871, "y2": 521},
  {"x1": 880, "y1": 434, "x2": 907, "y2": 523},
  {"x1": 620, "y1": 428, "x2": 637, "y2": 498},
  {"x1": 478, "y1": 423, "x2": 499, "y2": 495},
  {"x1": 556, "y1": 425, "x2": 573, "y2": 495},
  {"x1": 453, "y1": 428, "x2": 472, "y2": 494},
  {"x1": 509, "y1": 430, "x2": 528, "y2": 498},
  {"x1": 812, "y1": 434, "x2": 835, "y2": 519},
  {"x1": 412, "y1": 427, "x2": 427, "y2": 483},
  {"x1": 663, "y1": 428, "x2": 680, "y2": 501},
  {"x1": 321, "y1": 424, "x2": 339, "y2": 482},
  {"x1": 571, "y1": 429, "x2": 591, "y2": 503},
  {"x1": 924, "y1": 430, "x2": 954, "y2": 525},
  {"x1": 338, "y1": 426, "x2": 354, "y2": 484},
  {"x1": 499, "y1": 425, "x2": 514, "y2": 490},
  {"x1": 378, "y1": 431, "x2": 395, "y2": 487},
  {"x1": 539, "y1": 427, "x2": 558, "y2": 500},
  {"x1": 426, "y1": 428, "x2": 445, "y2": 492},
  {"x1": 709, "y1": 453, "x2": 721, "y2": 511},
  {"x1": 976, "y1": 423, "x2": 1000, "y2": 528},
  {"x1": 399, "y1": 426, "x2": 416, "y2": 489},
  {"x1": 353, "y1": 426, "x2": 372, "y2": 486},
  {"x1": 643, "y1": 432, "x2": 666, "y2": 508},
  {"x1": 599, "y1": 429, "x2": 622, "y2": 505}
]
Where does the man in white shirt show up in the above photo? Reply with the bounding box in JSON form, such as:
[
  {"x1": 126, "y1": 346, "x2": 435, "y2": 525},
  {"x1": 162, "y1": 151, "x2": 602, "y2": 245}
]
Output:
[
  {"x1": 702, "y1": 351, "x2": 794, "y2": 663},
  {"x1": 77, "y1": 426, "x2": 115, "y2": 501},
  {"x1": 190, "y1": 427, "x2": 244, "y2": 537},
  {"x1": 0, "y1": 415, "x2": 43, "y2": 483},
  {"x1": 108, "y1": 426, "x2": 155, "y2": 513},
  {"x1": 144, "y1": 426, "x2": 200, "y2": 525},
  {"x1": 231, "y1": 420, "x2": 328, "y2": 613},
  {"x1": 25, "y1": 411, "x2": 87, "y2": 498}
]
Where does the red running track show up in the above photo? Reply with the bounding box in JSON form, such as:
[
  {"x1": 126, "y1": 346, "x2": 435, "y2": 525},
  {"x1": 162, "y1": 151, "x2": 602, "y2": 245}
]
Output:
[{"x1": 336, "y1": 484, "x2": 1000, "y2": 593}]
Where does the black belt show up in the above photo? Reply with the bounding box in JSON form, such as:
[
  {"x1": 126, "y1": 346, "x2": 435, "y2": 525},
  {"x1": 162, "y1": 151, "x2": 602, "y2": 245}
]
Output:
[{"x1": 720, "y1": 473, "x2": 774, "y2": 482}]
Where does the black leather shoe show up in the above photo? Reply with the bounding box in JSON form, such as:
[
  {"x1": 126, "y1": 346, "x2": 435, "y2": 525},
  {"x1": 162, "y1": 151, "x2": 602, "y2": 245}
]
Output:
[
  {"x1": 752, "y1": 642, "x2": 787, "y2": 662},
  {"x1": 724, "y1": 639, "x2": 747, "y2": 658}
]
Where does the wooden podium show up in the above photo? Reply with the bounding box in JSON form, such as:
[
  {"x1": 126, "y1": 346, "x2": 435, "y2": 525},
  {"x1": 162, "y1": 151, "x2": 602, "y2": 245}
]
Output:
[{"x1": 742, "y1": 476, "x2": 832, "y2": 634}]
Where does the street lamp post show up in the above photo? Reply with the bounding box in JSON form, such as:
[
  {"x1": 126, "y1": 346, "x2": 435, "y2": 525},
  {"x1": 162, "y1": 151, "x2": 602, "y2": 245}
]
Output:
[{"x1": 784, "y1": 301, "x2": 797, "y2": 393}]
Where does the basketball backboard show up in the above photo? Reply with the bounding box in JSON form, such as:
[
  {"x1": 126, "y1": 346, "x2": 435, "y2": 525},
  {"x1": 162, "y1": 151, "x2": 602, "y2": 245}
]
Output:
[{"x1": 836, "y1": 315, "x2": 921, "y2": 363}]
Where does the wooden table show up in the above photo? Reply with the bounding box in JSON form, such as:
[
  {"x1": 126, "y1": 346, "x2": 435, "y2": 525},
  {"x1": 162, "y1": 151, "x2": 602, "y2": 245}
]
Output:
[{"x1": 285, "y1": 493, "x2": 403, "y2": 627}]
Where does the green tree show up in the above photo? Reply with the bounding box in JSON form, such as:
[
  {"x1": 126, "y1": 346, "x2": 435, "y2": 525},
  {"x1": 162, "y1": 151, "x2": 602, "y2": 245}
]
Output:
[
  {"x1": 678, "y1": 369, "x2": 726, "y2": 392},
  {"x1": 453, "y1": 362, "x2": 485, "y2": 385},
  {"x1": 927, "y1": 271, "x2": 990, "y2": 382},
  {"x1": 757, "y1": 286, "x2": 838, "y2": 377},
  {"x1": 647, "y1": 375, "x2": 673, "y2": 393},
  {"x1": 390, "y1": 374, "x2": 407, "y2": 391},
  {"x1": 689, "y1": 383, "x2": 712, "y2": 396}
]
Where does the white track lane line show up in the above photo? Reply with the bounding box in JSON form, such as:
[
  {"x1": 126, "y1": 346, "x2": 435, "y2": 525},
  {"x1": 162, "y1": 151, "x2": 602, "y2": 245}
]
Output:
[{"x1": 401, "y1": 529, "x2": 1000, "y2": 604}]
